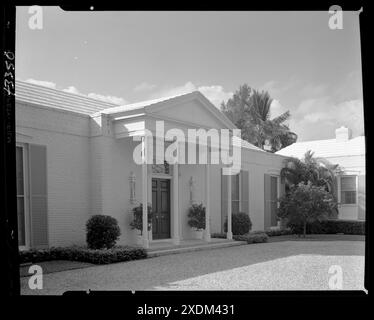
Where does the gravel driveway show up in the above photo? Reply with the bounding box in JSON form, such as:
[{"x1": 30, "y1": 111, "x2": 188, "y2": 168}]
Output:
[{"x1": 21, "y1": 237, "x2": 365, "y2": 294}]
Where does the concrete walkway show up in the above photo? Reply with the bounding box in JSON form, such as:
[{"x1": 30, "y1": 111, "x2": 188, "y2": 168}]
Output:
[{"x1": 21, "y1": 237, "x2": 365, "y2": 294}]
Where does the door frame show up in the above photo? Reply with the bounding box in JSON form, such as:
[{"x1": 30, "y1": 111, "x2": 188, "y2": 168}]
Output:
[{"x1": 16, "y1": 142, "x2": 30, "y2": 250}]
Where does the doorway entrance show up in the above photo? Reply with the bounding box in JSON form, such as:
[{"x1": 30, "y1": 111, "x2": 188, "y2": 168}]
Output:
[{"x1": 152, "y1": 178, "x2": 171, "y2": 239}]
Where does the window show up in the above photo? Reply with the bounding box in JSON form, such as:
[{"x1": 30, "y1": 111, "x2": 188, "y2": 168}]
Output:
[
  {"x1": 221, "y1": 170, "x2": 249, "y2": 230},
  {"x1": 341, "y1": 176, "x2": 357, "y2": 204}
]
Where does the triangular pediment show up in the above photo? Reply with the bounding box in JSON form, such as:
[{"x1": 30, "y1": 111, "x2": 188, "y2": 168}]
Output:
[{"x1": 147, "y1": 92, "x2": 236, "y2": 130}]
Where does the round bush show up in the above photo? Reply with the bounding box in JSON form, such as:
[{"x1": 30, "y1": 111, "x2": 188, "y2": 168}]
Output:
[
  {"x1": 86, "y1": 215, "x2": 121, "y2": 249},
  {"x1": 224, "y1": 212, "x2": 252, "y2": 235}
]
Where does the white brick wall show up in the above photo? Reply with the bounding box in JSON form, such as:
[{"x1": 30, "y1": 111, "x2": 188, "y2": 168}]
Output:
[
  {"x1": 16, "y1": 100, "x2": 287, "y2": 247},
  {"x1": 16, "y1": 102, "x2": 91, "y2": 247}
]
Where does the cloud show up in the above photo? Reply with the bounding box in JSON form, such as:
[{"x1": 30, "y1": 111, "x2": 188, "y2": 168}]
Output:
[
  {"x1": 260, "y1": 72, "x2": 364, "y2": 141},
  {"x1": 25, "y1": 79, "x2": 127, "y2": 105},
  {"x1": 298, "y1": 83, "x2": 328, "y2": 98},
  {"x1": 26, "y1": 79, "x2": 57, "y2": 89},
  {"x1": 270, "y1": 99, "x2": 289, "y2": 119},
  {"x1": 290, "y1": 98, "x2": 364, "y2": 141},
  {"x1": 150, "y1": 82, "x2": 196, "y2": 98},
  {"x1": 259, "y1": 78, "x2": 298, "y2": 98},
  {"x1": 198, "y1": 85, "x2": 233, "y2": 108},
  {"x1": 134, "y1": 82, "x2": 157, "y2": 92},
  {"x1": 87, "y1": 93, "x2": 127, "y2": 105},
  {"x1": 149, "y1": 82, "x2": 232, "y2": 108},
  {"x1": 63, "y1": 86, "x2": 80, "y2": 94}
]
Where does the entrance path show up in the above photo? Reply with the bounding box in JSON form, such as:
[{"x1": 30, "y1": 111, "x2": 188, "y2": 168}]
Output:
[{"x1": 21, "y1": 236, "x2": 365, "y2": 294}]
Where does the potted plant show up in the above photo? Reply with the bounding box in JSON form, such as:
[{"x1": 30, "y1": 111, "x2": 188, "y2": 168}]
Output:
[
  {"x1": 187, "y1": 203, "x2": 206, "y2": 239},
  {"x1": 130, "y1": 203, "x2": 153, "y2": 244}
]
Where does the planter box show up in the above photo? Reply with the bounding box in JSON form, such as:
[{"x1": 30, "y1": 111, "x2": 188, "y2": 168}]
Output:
[
  {"x1": 191, "y1": 229, "x2": 204, "y2": 239},
  {"x1": 136, "y1": 230, "x2": 152, "y2": 246}
]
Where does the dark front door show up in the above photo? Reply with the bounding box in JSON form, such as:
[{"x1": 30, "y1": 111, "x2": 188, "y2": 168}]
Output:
[{"x1": 152, "y1": 178, "x2": 171, "y2": 239}]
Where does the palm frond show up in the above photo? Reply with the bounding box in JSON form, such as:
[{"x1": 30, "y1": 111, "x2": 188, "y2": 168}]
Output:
[{"x1": 272, "y1": 110, "x2": 291, "y2": 126}]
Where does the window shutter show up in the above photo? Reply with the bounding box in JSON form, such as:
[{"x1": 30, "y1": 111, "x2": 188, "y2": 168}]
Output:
[
  {"x1": 231, "y1": 174, "x2": 240, "y2": 214},
  {"x1": 332, "y1": 176, "x2": 338, "y2": 200},
  {"x1": 358, "y1": 175, "x2": 365, "y2": 220},
  {"x1": 29, "y1": 144, "x2": 48, "y2": 248},
  {"x1": 279, "y1": 179, "x2": 286, "y2": 197},
  {"x1": 264, "y1": 174, "x2": 271, "y2": 230},
  {"x1": 240, "y1": 170, "x2": 249, "y2": 214},
  {"x1": 221, "y1": 168, "x2": 228, "y2": 232}
]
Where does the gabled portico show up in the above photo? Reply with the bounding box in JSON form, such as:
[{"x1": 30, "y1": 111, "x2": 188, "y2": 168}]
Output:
[{"x1": 96, "y1": 91, "x2": 238, "y2": 248}]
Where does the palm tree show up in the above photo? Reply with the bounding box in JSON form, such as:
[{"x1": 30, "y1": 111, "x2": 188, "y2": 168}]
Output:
[
  {"x1": 281, "y1": 150, "x2": 341, "y2": 196},
  {"x1": 221, "y1": 86, "x2": 297, "y2": 152},
  {"x1": 280, "y1": 150, "x2": 341, "y2": 219},
  {"x1": 246, "y1": 90, "x2": 295, "y2": 150}
]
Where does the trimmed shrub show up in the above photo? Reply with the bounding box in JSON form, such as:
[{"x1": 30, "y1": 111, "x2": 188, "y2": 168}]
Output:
[
  {"x1": 233, "y1": 231, "x2": 269, "y2": 244},
  {"x1": 265, "y1": 228, "x2": 293, "y2": 237},
  {"x1": 224, "y1": 212, "x2": 252, "y2": 235},
  {"x1": 289, "y1": 219, "x2": 365, "y2": 235},
  {"x1": 19, "y1": 246, "x2": 147, "y2": 265},
  {"x1": 188, "y1": 203, "x2": 206, "y2": 230},
  {"x1": 246, "y1": 232, "x2": 269, "y2": 244},
  {"x1": 86, "y1": 215, "x2": 121, "y2": 249},
  {"x1": 211, "y1": 232, "x2": 227, "y2": 239}
]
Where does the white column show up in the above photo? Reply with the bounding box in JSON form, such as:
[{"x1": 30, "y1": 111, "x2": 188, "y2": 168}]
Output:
[
  {"x1": 337, "y1": 175, "x2": 341, "y2": 203},
  {"x1": 204, "y1": 163, "x2": 211, "y2": 241},
  {"x1": 142, "y1": 135, "x2": 149, "y2": 248},
  {"x1": 227, "y1": 169, "x2": 233, "y2": 240},
  {"x1": 173, "y1": 162, "x2": 180, "y2": 245}
]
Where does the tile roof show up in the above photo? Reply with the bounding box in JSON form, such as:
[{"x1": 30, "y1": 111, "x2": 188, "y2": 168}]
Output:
[
  {"x1": 276, "y1": 136, "x2": 365, "y2": 158},
  {"x1": 232, "y1": 136, "x2": 265, "y2": 152},
  {"x1": 15, "y1": 80, "x2": 119, "y2": 115},
  {"x1": 15, "y1": 80, "x2": 265, "y2": 152},
  {"x1": 100, "y1": 92, "x2": 198, "y2": 114}
]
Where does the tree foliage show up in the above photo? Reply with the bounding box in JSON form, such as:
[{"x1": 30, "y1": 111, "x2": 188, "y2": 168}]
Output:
[
  {"x1": 280, "y1": 150, "x2": 341, "y2": 197},
  {"x1": 221, "y1": 85, "x2": 297, "y2": 152},
  {"x1": 277, "y1": 182, "x2": 337, "y2": 237}
]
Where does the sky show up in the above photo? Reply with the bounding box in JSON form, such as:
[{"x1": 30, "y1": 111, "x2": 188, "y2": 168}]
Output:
[{"x1": 16, "y1": 7, "x2": 364, "y2": 141}]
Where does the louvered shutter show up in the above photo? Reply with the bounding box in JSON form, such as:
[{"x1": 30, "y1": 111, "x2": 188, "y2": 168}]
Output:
[
  {"x1": 221, "y1": 169, "x2": 228, "y2": 232},
  {"x1": 29, "y1": 144, "x2": 48, "y2": 248},
  {"x1": 264, "y1": 174, "x2": 271, "y2": 230},
  {"x1": 240, "y1": 170, "x2": 249, "y2": 214}
]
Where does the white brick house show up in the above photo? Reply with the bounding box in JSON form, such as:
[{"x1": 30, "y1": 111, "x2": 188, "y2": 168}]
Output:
[
  {"x1": 15, "y1": 80, "x2": 287, "y2": 250},
  {"x1": 276, "y1": 127, "x2": 366, "y2": 221}
]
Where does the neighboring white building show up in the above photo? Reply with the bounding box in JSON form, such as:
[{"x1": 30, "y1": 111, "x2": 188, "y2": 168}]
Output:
[
  {"x1": 15, "y1": 80, "x2": 287, "y2": 250},
  {"x1": 276, "y1": 126, "x2": 366, "y2": 221}
]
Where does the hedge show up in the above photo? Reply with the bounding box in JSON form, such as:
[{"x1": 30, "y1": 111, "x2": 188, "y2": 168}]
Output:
[
  {"x1": 211, "y1": 231, "x2": 268, "y2": 243},
  {"x1": 211, "y1": 232, "x2": 227, "y2": 239},
  {"x1": 265, "y1": 229, "x2": 293, "y2": 237},
  {"x1": 234, "y1": 232, "x2": 269, "y2": 244},
  {"x1": 288, "y1": 219, "x2": 365, "y2": 235},
  {"x1": 19, "y1": 246, "x2": 147, "y2": 265},
  {"x1": 212, "y1": 229, "x2": 293, "y2": 238}
]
